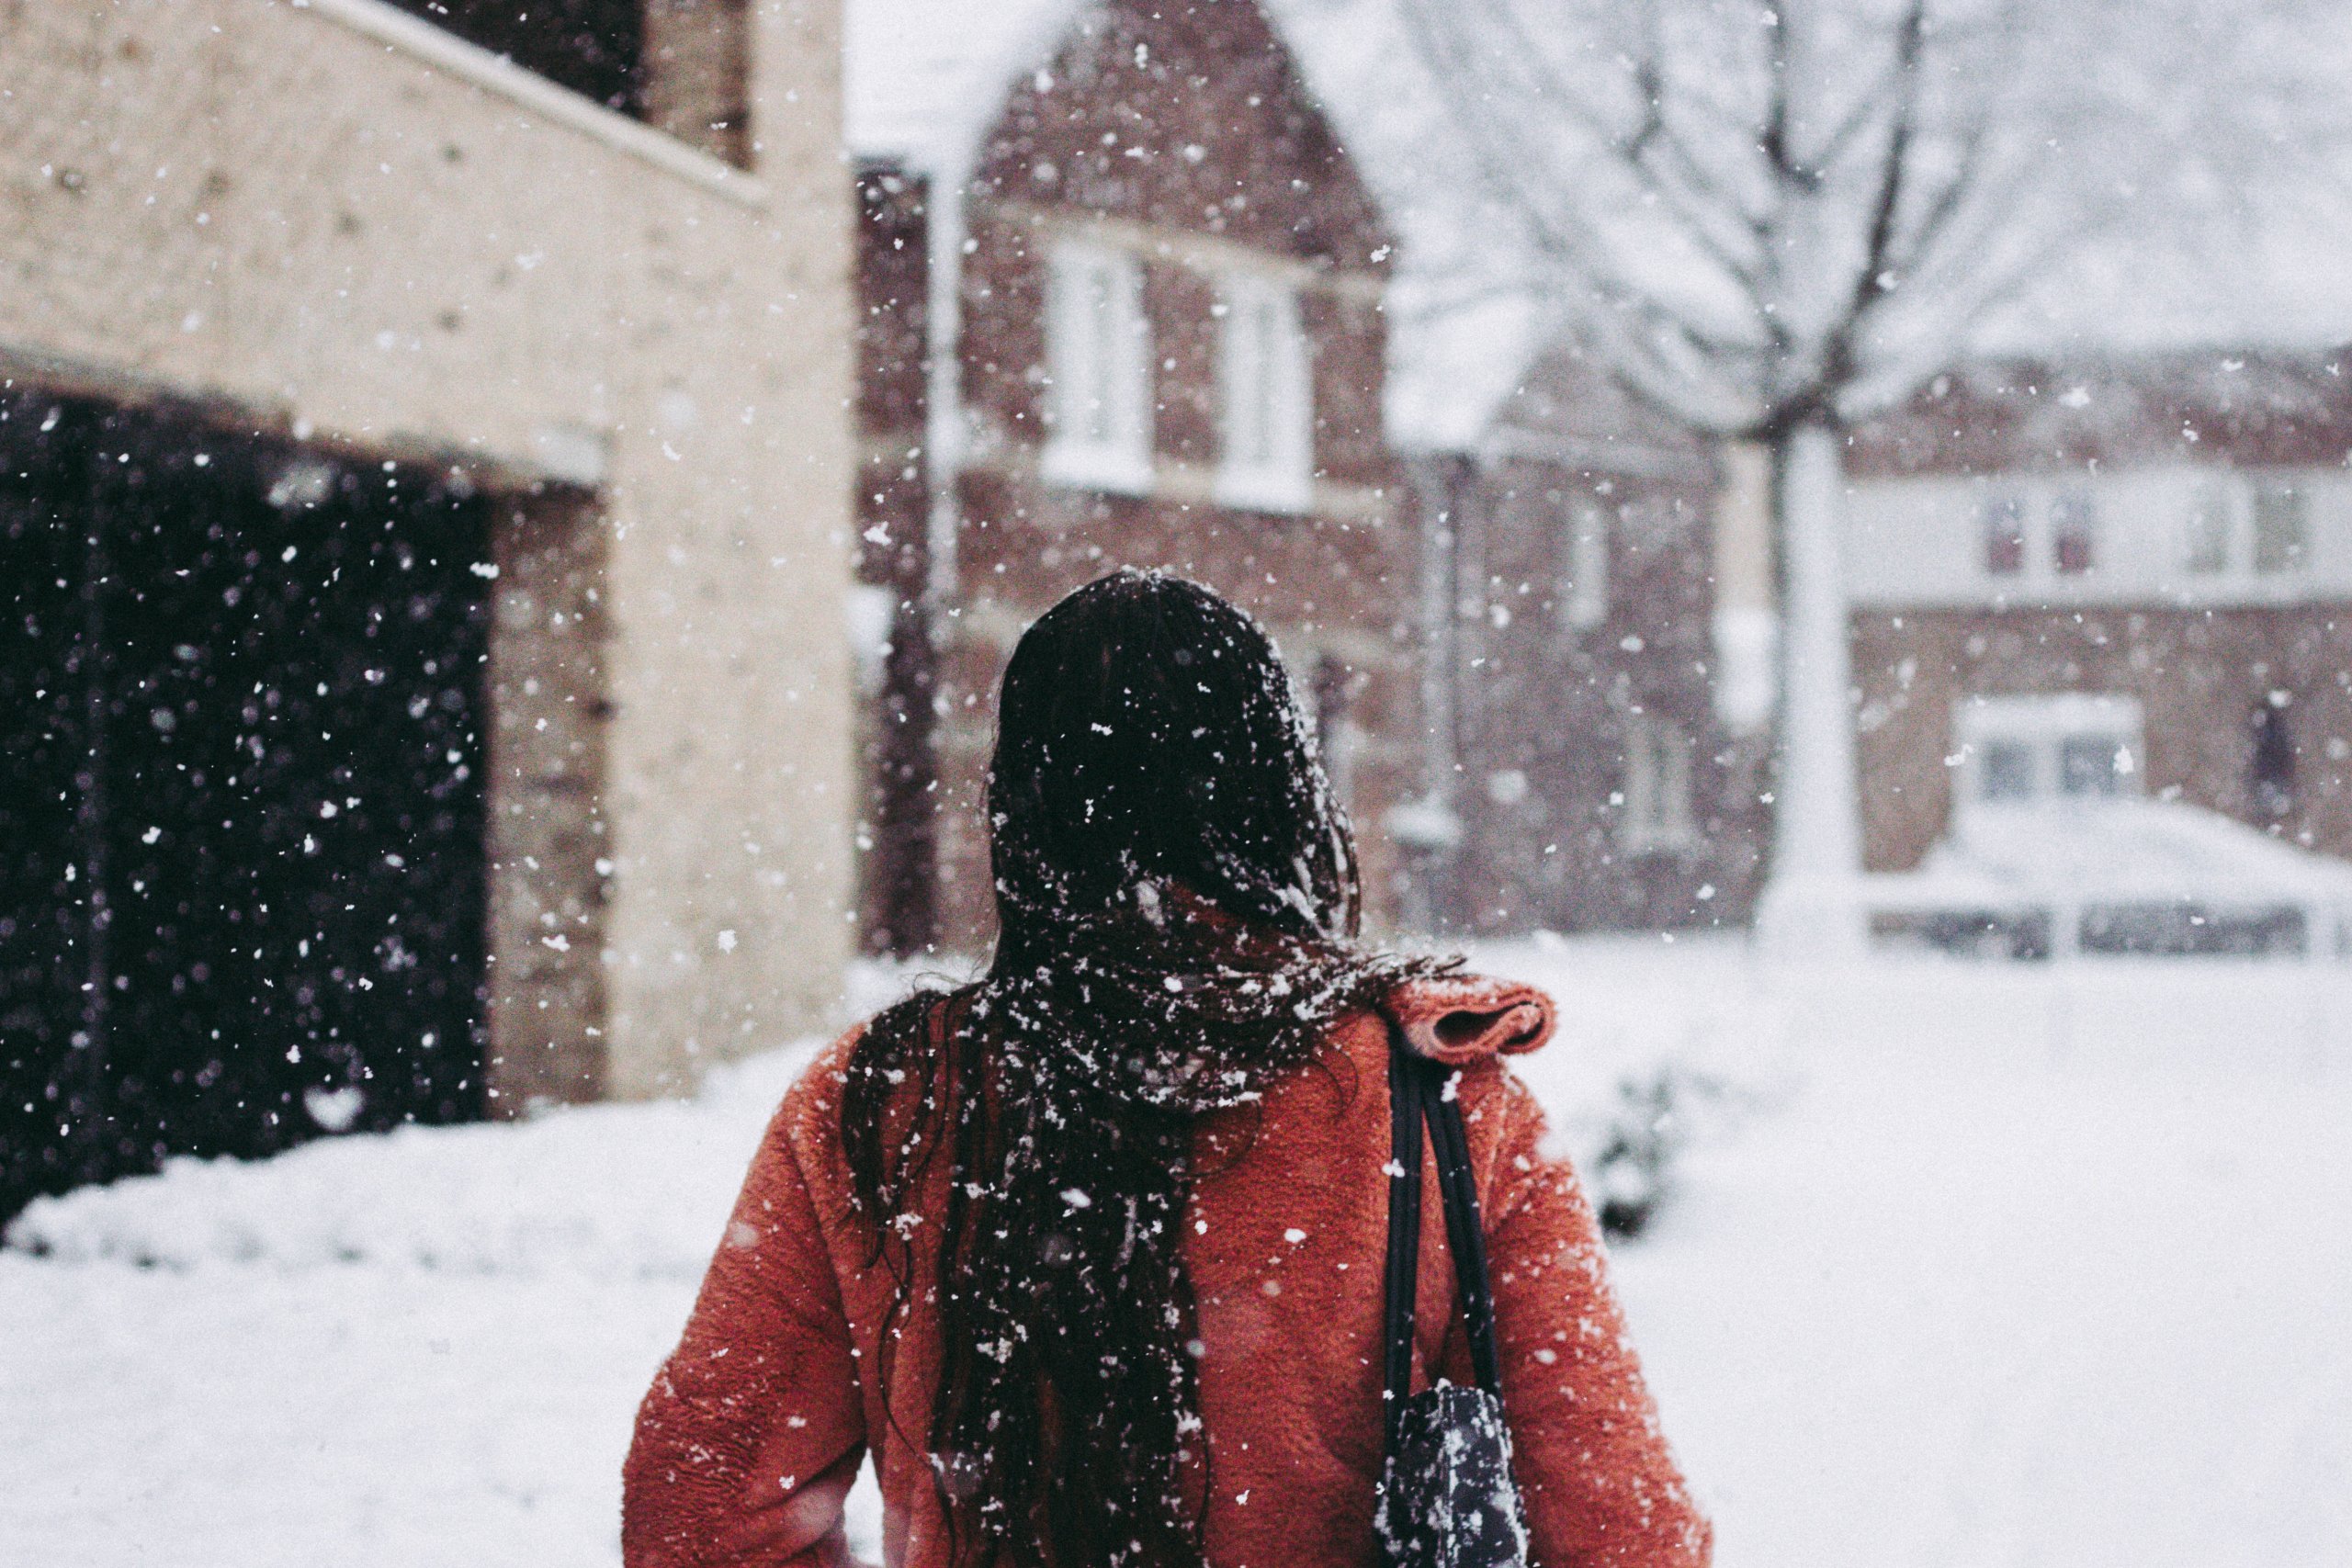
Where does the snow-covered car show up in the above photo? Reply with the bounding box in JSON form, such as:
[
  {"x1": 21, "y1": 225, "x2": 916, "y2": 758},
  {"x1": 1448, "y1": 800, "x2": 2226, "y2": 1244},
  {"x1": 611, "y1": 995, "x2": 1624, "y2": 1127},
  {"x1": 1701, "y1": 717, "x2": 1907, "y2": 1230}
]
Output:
[{"x1": 1864, "y1": 797, "x2": 2352, "y2": 960}]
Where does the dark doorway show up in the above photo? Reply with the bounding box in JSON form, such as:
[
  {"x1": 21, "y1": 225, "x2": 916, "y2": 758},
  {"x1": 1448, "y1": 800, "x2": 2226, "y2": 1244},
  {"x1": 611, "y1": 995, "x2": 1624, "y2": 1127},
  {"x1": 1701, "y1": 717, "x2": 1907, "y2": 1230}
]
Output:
[
  {"x1": 2251, "y1": 700, "x2": 2296, "y2": 819},
  {"x1": 1, "y1": 391, "x2": 492, "y2": 1220}
]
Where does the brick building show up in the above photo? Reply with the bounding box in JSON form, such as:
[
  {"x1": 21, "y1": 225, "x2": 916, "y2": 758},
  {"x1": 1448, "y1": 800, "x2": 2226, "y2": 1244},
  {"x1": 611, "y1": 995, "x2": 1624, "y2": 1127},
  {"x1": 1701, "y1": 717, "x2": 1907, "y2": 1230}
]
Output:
[
  {"x1": 1845, "y1": 352, "x2": 2352, "y2": 872},
  {"x1": 1408, "y1": 339, "x2": 1770, "y2": 936},
  {"x1": 1403, "y1": 333, "x2": 2352, "y2": 941},
  {"x1": 843, "y1": 0, "x2": 1420, "y2": 954},
  {"x1": 2, "y1": 0, "x2": 854, "y2": 1213}
]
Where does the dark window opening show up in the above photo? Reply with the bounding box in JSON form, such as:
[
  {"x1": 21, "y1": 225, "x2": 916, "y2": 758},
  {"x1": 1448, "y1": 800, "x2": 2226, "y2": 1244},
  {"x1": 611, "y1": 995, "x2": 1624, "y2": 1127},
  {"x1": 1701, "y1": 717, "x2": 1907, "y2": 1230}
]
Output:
[
  {"x1": 2252, "y1": 702, "x2": 2296, "y2": 818},
  {"x1": 1982, "y1": 493, "x2": 2026, "y2": 576},
  {"x1": 2051, "y1": 491, "x2": 2095, "y2": 575}
]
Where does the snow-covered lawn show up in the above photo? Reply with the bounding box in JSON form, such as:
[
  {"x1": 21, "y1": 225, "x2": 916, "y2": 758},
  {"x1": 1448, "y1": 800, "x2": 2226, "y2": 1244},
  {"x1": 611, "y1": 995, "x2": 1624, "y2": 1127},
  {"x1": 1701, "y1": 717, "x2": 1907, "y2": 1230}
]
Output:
[{"x1": 6, "y1": 942, "x2": 2349, "y2": 1567}]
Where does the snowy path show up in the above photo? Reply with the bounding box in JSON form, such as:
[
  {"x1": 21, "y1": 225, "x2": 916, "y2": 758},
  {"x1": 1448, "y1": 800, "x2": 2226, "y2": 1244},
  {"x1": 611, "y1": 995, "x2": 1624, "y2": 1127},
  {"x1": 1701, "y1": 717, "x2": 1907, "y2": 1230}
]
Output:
[{"x1": 7, "y1": 945, "x2": 2350, "y2": 1566}]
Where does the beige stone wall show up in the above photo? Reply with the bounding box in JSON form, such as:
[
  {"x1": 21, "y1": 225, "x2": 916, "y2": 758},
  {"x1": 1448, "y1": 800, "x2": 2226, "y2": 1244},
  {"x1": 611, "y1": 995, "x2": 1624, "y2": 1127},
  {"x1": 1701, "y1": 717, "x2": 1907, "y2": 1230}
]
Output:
[{"x1": 1, "y1": 0, "x2": 855, "y2": 1100}]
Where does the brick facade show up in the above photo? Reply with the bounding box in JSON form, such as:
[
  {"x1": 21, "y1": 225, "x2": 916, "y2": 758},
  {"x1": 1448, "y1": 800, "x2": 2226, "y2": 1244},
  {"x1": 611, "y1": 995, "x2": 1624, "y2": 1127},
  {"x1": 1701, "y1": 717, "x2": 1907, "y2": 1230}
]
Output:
[
  {"x1": 851, "y1": 0, "x2": 1419, "y2": 955},
  {"x1": 1852, "y1": 605, "x2": 2352, "y2": 871},
  {"x1": 1417, "y1": 346, "x2": 1769, "y2": 935},
  {"x1": 1845, "y1": 355, "x2": 2352, "y2": 871},
  {"x1": 1402, "y1": 342, "x2": 2352, "y2": 937}
]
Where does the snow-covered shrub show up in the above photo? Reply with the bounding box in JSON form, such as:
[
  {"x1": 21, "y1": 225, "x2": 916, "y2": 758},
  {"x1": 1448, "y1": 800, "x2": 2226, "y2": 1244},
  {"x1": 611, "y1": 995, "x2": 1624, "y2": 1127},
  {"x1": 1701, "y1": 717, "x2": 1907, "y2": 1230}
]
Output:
[
  {"x1": 1579, "y1": 1066, "x2": 1751, "y2": 1241},
  {"x1": 1587, "y1": 1070, "x2": 1690, "y2": 1239}
]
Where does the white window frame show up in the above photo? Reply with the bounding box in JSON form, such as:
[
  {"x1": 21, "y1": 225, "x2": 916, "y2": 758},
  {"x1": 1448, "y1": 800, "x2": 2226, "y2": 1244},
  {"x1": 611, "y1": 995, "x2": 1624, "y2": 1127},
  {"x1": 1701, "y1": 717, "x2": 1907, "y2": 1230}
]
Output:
[
  {"x1": 1618, "y1": 714, "x2": 1696, "y2": 855},
  {"x1": 1953, "y1": 694, "x2": 2145, "y2": 810},
  {"x1": 1565, "y1": 501, "x2": 1610, "y2": 630},
  {"x1": 1214, "y1": 271, "x2": 1313, "y2": 513},
  {"x1": 1041, "y1": 239, "x2": 1153, "y2": 495},
  {"x1": 2250, "y1": 480, "x2": 2310, "y2": 576},
  {"x1": 2183, "y1": 479, "x2": 2236, "y2": 576}
]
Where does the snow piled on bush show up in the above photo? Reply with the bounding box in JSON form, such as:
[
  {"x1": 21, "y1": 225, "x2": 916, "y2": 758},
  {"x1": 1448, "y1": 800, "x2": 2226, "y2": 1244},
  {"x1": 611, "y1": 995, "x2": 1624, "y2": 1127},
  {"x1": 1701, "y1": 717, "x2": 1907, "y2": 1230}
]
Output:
[{"x1": 6, "y1": 1043, "x2": 821, "y2": 1279}]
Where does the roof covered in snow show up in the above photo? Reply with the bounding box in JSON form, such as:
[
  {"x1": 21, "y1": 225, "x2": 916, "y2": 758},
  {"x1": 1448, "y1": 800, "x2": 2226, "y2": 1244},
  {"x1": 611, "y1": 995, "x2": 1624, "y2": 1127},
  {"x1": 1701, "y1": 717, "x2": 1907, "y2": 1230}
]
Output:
[{"x1": 843, "y1": 0, "x2": 1090, "y2": 171}]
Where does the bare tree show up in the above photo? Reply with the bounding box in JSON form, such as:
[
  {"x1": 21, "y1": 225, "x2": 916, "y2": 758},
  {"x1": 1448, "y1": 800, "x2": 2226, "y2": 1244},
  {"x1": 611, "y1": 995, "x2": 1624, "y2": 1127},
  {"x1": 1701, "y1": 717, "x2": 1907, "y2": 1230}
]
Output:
[{"x1": 1398, "y1": 0, "x2": 2352, "y2": 942}]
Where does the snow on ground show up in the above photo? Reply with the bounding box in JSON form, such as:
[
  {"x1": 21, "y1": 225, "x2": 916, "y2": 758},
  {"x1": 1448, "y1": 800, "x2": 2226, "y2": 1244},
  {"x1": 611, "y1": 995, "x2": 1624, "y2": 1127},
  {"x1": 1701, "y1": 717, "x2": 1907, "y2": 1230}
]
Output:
[{"x1": 6, "y1": 942, "x2": 2350, "y2": 1567}]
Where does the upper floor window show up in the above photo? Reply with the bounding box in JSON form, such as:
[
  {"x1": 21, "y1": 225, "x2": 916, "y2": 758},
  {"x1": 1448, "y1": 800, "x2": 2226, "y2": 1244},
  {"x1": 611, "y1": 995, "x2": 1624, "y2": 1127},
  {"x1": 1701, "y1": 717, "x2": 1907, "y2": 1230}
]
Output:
[
  {"x1": 2051, "y1": 491, "x2": 2096, "y2": 575},
  {"x1": 2184, "y1": 481, "x2": 2234, "y2": 575},
  {"x1": 1982, "y1": 493, "x2": 2027, "y2": 576},
  {"x1": 1215, "y1": 274, "x2": 1313, "y2": 513},
  {"x1": 2252, "y1": 483, "x2": 2309, "y2": 574},
  {"x1": 1043, "y1": 240, "x2": 1152, "y2": 494},
  {"x1": 1619, "y1": 714, "x2": 1696, "y2": 854},
  {"x1": 1564, "y1": 501, "x2": 1610, "y2": 630}
]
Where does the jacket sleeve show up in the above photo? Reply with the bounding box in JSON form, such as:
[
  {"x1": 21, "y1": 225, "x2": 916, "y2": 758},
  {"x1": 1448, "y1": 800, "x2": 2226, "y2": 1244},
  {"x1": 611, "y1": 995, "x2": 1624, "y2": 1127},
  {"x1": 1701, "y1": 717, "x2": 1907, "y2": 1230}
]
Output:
[
  {"x1": 623, "y1": 1098, "x2": 869, "y2": 1568},
  {"x1": 1476, "y1": 1073, "x2": 1713, "y2": 1568}
]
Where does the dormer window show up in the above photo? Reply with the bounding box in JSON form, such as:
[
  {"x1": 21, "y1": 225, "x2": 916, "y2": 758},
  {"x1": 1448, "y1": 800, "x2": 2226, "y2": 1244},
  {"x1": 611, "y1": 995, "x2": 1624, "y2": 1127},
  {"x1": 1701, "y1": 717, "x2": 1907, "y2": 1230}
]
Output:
[
  {"x1": 1216, "y1": 272, "x2": 1313, "y2": 513},
  {"x1": 1042, "y1": 240, "x2": 1152, "y2": 494}
]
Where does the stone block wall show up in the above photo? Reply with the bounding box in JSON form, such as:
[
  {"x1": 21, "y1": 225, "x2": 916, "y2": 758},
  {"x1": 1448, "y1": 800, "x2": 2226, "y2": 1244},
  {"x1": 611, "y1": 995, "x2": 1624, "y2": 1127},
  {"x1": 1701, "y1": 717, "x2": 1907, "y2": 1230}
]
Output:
[{"x1": 2, "y1": 0, "x2": 855, "y2": 1101}]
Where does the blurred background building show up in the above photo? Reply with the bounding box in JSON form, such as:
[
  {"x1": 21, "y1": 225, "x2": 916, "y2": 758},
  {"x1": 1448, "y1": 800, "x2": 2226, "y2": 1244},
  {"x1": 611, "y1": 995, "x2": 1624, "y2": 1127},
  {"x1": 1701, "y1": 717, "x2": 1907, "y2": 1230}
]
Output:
[
  {"x1": 1405, "y1": 340, "x2": 1770, "y2": 938},
  {"x1": 842, "y1": 0, "x2": 1422, "y2": 955},
  {"x1": 1845, "y1": 353, "x2": 2352, "y2": 869}
]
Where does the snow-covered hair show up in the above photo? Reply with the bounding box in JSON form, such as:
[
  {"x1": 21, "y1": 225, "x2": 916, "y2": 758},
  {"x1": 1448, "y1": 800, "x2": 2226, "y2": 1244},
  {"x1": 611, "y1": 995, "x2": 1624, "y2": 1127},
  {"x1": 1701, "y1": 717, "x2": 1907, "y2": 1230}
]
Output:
[{"x1": 842, "y1": 570, "x2": 1445, "y2": 1568}]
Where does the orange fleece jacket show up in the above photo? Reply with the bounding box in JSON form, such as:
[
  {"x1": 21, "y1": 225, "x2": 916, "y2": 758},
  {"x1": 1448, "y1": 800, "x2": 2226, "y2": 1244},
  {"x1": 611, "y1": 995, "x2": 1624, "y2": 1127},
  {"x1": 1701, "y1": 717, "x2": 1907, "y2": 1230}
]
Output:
[{"x1": 623, "y1": 976, "x2": 1711, "y2": 1568}]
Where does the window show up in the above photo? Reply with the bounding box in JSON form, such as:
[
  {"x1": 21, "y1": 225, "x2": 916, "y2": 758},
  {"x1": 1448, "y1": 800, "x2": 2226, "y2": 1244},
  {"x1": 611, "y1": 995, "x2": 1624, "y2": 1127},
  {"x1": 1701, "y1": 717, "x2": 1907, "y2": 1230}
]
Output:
[
  {"x1": 2252, "y1": 483, "x2": 2308, "y2": 574},
  {"x1": 1216, "y1": 274, "x2": 1313, "y2": 513},
  {"x1": 1982, "y1": 493, "x2": 2026, "y2": 575},
  {"x1": 1619, "y1": 715, "x2": 1695, "y2": 853},
  {"x1": 2051, "y1": 491, "x2": 2096, "y2": 575},
  {"x1": 1043, "y1": 240, "x2": 1152, "y2": 493},
  {"x1": 2184, "y1": 482, "x2": 2233, "y2": 574},
  {"x1": 1980, "y1": 741, "x2": 2035, "y2": 802},
  {"x1": 2057, "y1": 736, "x2": 2128, "y2": 796},
  {"x1": 1955, "y1": 694, "x2": 2144, "y2": 809},
  {"x1": 1565, "y1": 502, "x2": 1610, "y2": 629}
]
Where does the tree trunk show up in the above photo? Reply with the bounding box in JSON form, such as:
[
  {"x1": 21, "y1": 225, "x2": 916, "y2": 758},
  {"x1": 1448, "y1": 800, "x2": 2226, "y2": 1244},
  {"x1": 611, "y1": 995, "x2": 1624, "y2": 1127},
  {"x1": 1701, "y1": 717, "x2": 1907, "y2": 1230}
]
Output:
[{"x1": 1757, "y1": 419, "x2": 1866, "y2": 953}]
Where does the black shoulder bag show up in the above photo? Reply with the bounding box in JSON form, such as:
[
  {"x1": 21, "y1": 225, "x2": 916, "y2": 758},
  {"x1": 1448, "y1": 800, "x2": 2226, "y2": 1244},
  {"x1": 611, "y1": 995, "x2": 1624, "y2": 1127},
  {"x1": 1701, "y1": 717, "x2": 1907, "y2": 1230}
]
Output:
[{"x1": 1374, "y1": 1026, "x2": 1531, "y2": 1568}]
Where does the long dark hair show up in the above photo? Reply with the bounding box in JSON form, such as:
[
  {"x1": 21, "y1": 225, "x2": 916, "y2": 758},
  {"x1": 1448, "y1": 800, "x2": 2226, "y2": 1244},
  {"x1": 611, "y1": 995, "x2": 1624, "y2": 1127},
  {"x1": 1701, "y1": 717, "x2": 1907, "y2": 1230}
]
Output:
[{"x1": 842, "y1": 571, "x2": 1437, "y2": 1568}]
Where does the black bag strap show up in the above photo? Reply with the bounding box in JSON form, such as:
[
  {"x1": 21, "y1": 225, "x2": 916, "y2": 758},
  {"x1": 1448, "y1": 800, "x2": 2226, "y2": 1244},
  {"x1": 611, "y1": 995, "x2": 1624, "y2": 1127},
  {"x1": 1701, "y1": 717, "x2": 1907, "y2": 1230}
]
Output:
[{"x1": 1381, "y1": 1020, "x2": 1506, "y2": 1450}]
